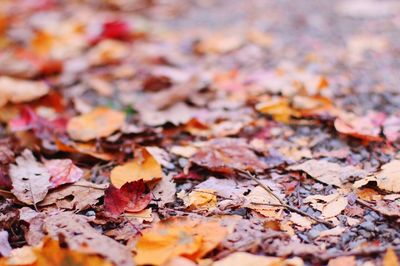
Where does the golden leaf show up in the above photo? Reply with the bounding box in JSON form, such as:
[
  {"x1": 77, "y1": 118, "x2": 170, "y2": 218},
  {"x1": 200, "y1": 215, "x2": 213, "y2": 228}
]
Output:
[{"x1": 111, "y1": 148, "x2": 163, "y2": 188}]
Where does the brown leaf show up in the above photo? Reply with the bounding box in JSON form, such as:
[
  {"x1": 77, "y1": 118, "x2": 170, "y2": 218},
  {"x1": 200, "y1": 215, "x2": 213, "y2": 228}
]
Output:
[
  {"x1": 384, "y1": 248, "x2": 399, "y2": 266},
  {"x1": 191, "y1": 138, "x2": 266, "y2": 174},
  {"x1": 288, "y1": 159, "x2": 366, "y2": 186},
  {"x1": 39, "y1": 180, "x2": 106, "y2": 211},
  {"x1": 44, "y1": 213, "x2": 134, "y2": 266},
  {"x1": 328, "y1": 256, "x2": 356, "y2": 266},
  {"x1": 9, "y1": 149, "x2": 51, "y2": 205}
]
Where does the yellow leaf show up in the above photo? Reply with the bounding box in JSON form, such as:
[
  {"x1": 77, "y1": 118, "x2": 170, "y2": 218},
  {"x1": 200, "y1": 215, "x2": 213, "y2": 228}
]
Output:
[
  {"x1": 384, "y1": 248, "x2": 399, "y2": 266},
  {"x1": 134, "y1": 218, "x2": 227, "y2": 266},
  {"x1": 256, "y1": 97, "x2": 298, "y2": 123},
  {"x1": 67, "y1": 107, "x2": 125, "y2": 141},
  {"x1": 111, "y1": 148, "x2": 163, "y2": 188},
  {"x1": 0, "y1": 77, "x2": 49, "y2": 107},
  {"x1": 184, "y1": 189, "x2": 217, "y2": 210}
]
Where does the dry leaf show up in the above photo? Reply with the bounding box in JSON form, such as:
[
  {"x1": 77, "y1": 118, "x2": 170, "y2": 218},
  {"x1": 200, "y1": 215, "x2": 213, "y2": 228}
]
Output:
[
  {"x1": 328, "y1": 256, "x2": 356, "y2": 266},
  {"x1": 44, "y1": 213, "x2": 134, "y2": 266},
  {"x1": 134, "y1": 217, "x2": 227, "y2": 265},
  {"x1": 9, "y1": 149, "x2": 51, "y2": 205},
  {"x1": 67, "y1": 107, "x2": 125, "y2": 141},
  {"x1": 3, "y1": 246, "x2": 36, "y2": 265},
  {"x1": 375, "y1": 160, "x2": 400, "y2": 193},
  {"x1": 245, "y1": 186, "x2": 283, "y2": 218},
  {"x1": 44, "y1": 159, "x2": 83, "y2": 188},
  {"x1": 384, "y1": 248, "x2": 399, "y2": 266},
  {"x1": 191, "y1": 138, "x2": 266, "y2": 174},
  {"x1": 212, "y1": 252, "x2": 282, "y2": 266},
  {"x1": 256, "y1": 97, "x2": 299, "y2": 123},
  {"x1": 304, "y1": 193, "x2": 348, "y2": 219},
  {"x1": 319, "y1": 226, "x2": 346, "y2": 238},
  {"x1": 182, "y1": 189, "x2": 217, "y2": 210},
  {"x1": 110, "y1": 147, "x2": 163, "y2": 188},
  {"x1": 39, "y1": 180, "x2": 106, "y2": 211},
  {"x1": 104, "y1": 180, "x2": 151, "y2": 216},
  {"x1": 334, "y1": 113, "x2": 383, "y2": 142},
  {"x1": 0, "y1": 76, "x2": 49, "y2": 107},
  {"x1": 290, "y1": 213, "x2": 314, "y2": 229},
  {"x1": 288, "y1": 159, "x2": 366, "y2": 186},
  {"x1": 88, "y1": 40, "x2": 129, "y2": 66}
]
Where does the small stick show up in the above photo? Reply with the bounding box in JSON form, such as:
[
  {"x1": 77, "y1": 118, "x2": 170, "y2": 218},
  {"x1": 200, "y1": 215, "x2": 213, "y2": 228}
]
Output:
[{"x1": 237, "y1": 169, "x2": 334, "y2": 228}]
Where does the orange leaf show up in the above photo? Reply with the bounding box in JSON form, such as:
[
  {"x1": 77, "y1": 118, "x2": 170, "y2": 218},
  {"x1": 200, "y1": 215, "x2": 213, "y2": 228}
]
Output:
[
  {"x1": 134, "y1": 217, "x2": 227, "y2": 265},
  {"x1": 110, "y1": 148, "x2": 163, "y2": 188},
  {"x1": 384, "y1": 248, "x2": 399, "y2": 266},
  {"x1": 67, "y1": 107, "x2": 125, "y2": 141}
]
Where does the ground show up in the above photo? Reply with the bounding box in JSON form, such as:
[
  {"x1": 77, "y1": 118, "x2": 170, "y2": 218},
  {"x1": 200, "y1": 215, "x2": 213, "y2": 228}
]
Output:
[{"x1": 0, "y1": 0, "x2": 400, "y2": 266}]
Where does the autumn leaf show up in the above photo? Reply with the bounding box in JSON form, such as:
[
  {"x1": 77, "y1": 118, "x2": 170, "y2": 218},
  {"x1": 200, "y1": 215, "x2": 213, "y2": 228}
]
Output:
[
  {"x1": 288, "y1": 159, "x2": 367, "y2": 187},
  {"x1": 134, "y1": 217, "x2": 227, "y2": 265},
  {"x1": 67, "y1": 107, "x2": 125, "y2": 141},
  {"x1": 212, "y1": 252, "x2": 282, "y2": 266},
  {"x1": 0, "y1": 76, "x2": 49, "y2": 107},
  {"x1": 110, "y1": 147, "x2": 163, "y2": 188},
  {"x1": 44, "y1": 159, "x2": 83, "y2": 188},
  {"x1": 9, "y1": 149, "x2": 51, "y2": 205},
  {"x1": 180, "y1": 189, "x2": 217, "y2": 210},
  {"x1": 384, "y1": 248, "x2": 399, "y2": 266},
  {"x1": 190, "y1": 138, "x2": 266, "y2": 174},
  {"x1": 104, "y1": 180, "x2": 151, "y2": 216},
  {"x1": 91, "y1": 20, "x2": 131, "y2": 44},
  {"x1": 256, "y1": 97, "x2": 299, "y2": 123}
]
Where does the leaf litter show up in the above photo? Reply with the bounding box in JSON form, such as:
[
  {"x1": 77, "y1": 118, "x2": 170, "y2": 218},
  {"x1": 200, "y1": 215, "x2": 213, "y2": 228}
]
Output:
[{"x1": 0, "y1": 0, "x2": 400, "y2": 266}]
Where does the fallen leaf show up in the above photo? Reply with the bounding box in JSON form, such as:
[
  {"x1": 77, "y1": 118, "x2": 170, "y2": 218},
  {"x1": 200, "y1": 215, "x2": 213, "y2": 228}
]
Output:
[
  {"x1": 375, "y1": 160, "x2": 400, "y2": 193},
  {"x1": 0, "y1": 76, "x2": 49, "y2": 107},
  {"x1": 245, "y1": 185, "x2": 283, "y2": 218},
  {"x1": 384, "y1": 248, "x2": 399, "y2": 266},
  {"x1": 191, "y1": 138, "x2": 266, "y2": 174},
  {"x1": 256, "y1": 97, "x2": 298, "y2": 123},
  {"x1": 334, "y1": 113, "x2": 383, "y2": 142},
  {"x1": 182, "y1": 189, "x2": 217, "y2": 210},
  {"x1": 304, "y1": 193, "x2": 348, "y2": 219},
  {"x1": 134, "y1": 217, "x2": 227, "y2": 265},
  {"x1": 110, "y1": 147, "x2": 163, "y2": 188},
  {"x1": 3, "y1": 246, "x2": 36, "y2": 265},
  {"x1": 288, "y1": 159, "x2": 367, "y2": 186},
  {"x1": 39, "y1": 180, "x2": 106, "y2": 211},
  {"x1": 319, "y1": 226, "x2": 346, "y2": 238},
  {"x1": 9, "y1": 149, "x2": 51, "y2": 205},
  {"x1": 88, "y1": 40, "x2": 129, "y2": 66},
  {"x1": 104, "y1": 180, "x2": 151, "y2": 216},
  {"x1": 44, "y1": 159, "x2": 83, "y2": 188},
  {"x1": 67, "y1": 107, "x2": 125, "y2": 141},
  {"x1": 212, "y1": 252, "x2": 282, "y2": 266},
  {"x1": 44, "y1": 213, "x2": 134, "y2": 266},
  {"x1": 328, "y1": 256, "x2": 356, "y2": 266},
  {"x1": 290, "y1": 213, "x2": 314, "y2": 229}
]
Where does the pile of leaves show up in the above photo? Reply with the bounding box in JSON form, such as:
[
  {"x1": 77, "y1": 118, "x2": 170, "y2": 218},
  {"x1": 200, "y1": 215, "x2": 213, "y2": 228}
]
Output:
[{"x1": 1, "y1": 0, "x2": 400, "y2": 265}]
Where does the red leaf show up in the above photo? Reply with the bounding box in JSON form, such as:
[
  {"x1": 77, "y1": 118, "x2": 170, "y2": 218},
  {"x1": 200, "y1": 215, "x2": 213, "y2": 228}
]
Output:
[
  {"x1": 9, "y1": 107, "x2": 67, "y2": 139},
  {"x1": 91, "y1": 20, "x2": 131, "y2": 44},
  {"x1": 44, "y1": 159, "x2": 83, "y2": 188},
  {"x1": 104, "y1": 180, "x2": 151, "y2": 216}
]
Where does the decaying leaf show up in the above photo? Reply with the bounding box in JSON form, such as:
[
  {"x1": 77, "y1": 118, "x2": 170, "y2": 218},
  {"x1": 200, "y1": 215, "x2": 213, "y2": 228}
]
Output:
[
  {"x1": 191, "y1": 138, "x2": 266, "y2": 174},
  {"x1": 0, "y1": 76, "x2": 49, "y2": 107},
  {"x1": 67, "y1": 107, "x2": 125, "y2": 141},
  {"x1": 334, "y1": 113, "x2": 383, "y2": 141},
  {"x1": 288, "y1": 159, "x2": 367, "y2": 186},
  {"x1": 9, "y1": 149, "x2": 51, "y2": 205},
  {"x1": 104, "y1": 180, "x2": 151, "y2": 216},
  {"x1": 134, "y1": 217, "x2": 227, "y2": 265},
  {"x1": 38, "y1": 180, "x2": 106, "y2": 211},
  {"x1": 304, "y1": 193, "x2": 348, "y2": 219},
  {"x1": 110, "y1": 148, "x2": 163, "y2": 188},
  {"x1": 44, "y1": 213, "x2": 134, "y2": 266},
  {"x1": 328, "y1": 256, "x2": 356, "y2": 266},
  {"x1": 44, "y1": 159, "x2": 83, "y2": 188}
]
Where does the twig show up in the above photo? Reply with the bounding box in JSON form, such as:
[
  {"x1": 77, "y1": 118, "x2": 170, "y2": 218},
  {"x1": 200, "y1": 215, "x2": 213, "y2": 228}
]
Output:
[{"x1": 237, "y1": 169, "x2": 334, "y2": 228}]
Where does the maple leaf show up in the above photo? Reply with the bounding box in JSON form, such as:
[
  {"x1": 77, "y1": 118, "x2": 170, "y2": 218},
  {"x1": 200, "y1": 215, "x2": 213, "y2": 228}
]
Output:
[
  {"x1": 9, "y1": 149, "x2": 51, "y2": 205},
  {"x1": 44, "y1": 158, "x2": 83, "y2": 188},
  {"x1": 104, "y1": 180, "x2": 151, "y2": 216}
]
